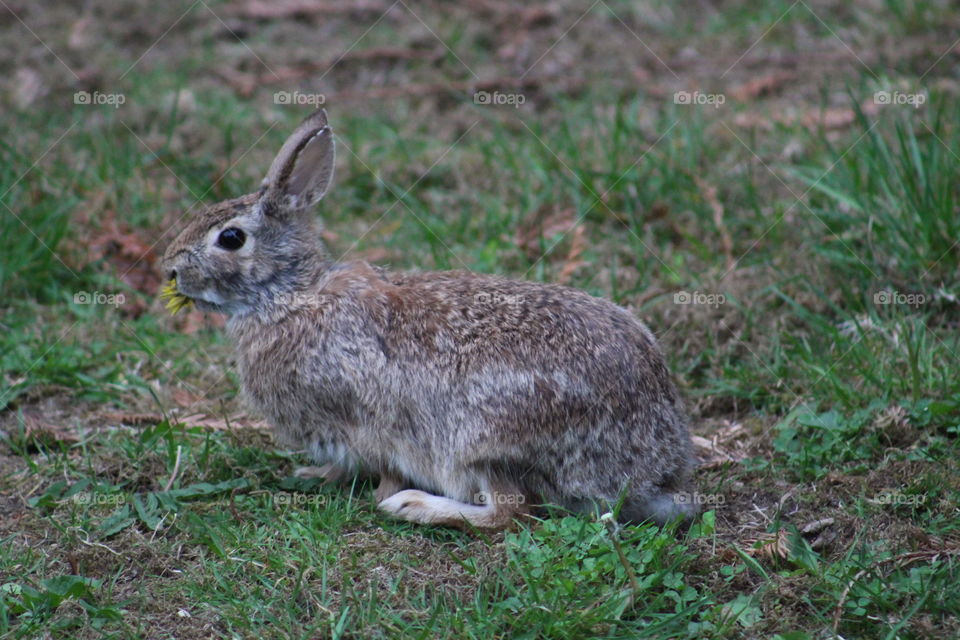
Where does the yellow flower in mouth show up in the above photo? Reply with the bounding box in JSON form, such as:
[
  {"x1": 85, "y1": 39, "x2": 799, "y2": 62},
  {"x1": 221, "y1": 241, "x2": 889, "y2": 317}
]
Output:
[{"x1": 160, "y1": 278, "x2": 193, "y2": 314}]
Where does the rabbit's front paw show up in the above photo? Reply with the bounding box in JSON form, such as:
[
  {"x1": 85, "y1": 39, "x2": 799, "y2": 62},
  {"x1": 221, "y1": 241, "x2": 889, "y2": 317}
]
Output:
[
  {"x1": 378, "y1": 489, "x2": 434, "y2": 523},
  {"x1": 377, "y1": 489, "x2": 521, "y2": 530}
]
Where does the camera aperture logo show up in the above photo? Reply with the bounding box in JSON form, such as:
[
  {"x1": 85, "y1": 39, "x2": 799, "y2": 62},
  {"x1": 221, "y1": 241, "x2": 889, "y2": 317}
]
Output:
[
  {"x1": 673, "y1": 491, "x2": 724, "y2": 506},
  {"x1": 274, "y1": 91, "x2": 326, "y2": 106},
  {"x1": 673, "y1": 290, "x2": 725, "y2": 307},
  {"x1": 873, "y1": 90, "x2": 926, "y2": 108},
  {"x1": 273, "y1": 291, "x2": 325, "y2": 308},
  {"x1": 73, "y1": 291, "x2": 126, "y2": 308},
  {"x1": 74, "y1": 90, "x2": 126, "y2": 108},
  {"x1": 673, "y1": 90, "x2": 725, "y2": 108},
  {"x1": 873, "y1": 290, "x2": 925, "y2": 307},
  {"x1": 474, "y1": 90, "x2": 526, "y2": 108},
  {"x1": 871, "y1": 492, "x2": 926, "y2": 506},
  {"x1": 73, "y1": 492, "x2": 126, "y2": 506},
  {"x1": 474, "y1": 292, "x2": 525, "y2": 306},
  {"x1": 273, "y1": 492, "x2": 326, "y2": 507},
  {"x1": 473, "y1": 491, "x2": 526, "y2": 506}
]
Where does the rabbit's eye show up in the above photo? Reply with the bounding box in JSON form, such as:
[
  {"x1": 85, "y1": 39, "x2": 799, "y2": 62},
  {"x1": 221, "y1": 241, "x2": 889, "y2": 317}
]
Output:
[{"x1": 217, "y1": 227, "x2": 246, "y2": 250}]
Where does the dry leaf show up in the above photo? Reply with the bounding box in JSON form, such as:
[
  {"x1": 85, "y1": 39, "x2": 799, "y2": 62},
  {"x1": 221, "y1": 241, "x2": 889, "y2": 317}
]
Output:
[
  {"x1": 745, "y1": 529, "x2": 791, "y2": 561},
  {"x1": 171, "y1": 388, "x2": 204, "y2": 408},
  {"x1": 356, "y1": 248, "x2": 393, "y2": 263},
  {"x1": 68, "y1": 16, "x2": 93, "y2": 49},
  {"x1": 695, "y1": 179, "x2": 734, "y2": 272},
  {"x1": 733, "y1": 100, "x2": 881, "y2": 132},
  {"x1": 226, "y1": 0, "x2": 388, "y2": 19},
  {"x1": 517, "y1": 6, "x2": 555, "y2": 28},
  {"x1": 70, "y1": 210, "x2": 163, "y2": 316},
  {"x1": 556, "y1": 225, "x2": 587, "y2": 285},
  {"x1": 12, "y1": 67, "x2": 43, "y2": 108},
  {"x1": 730, "y1": 71, "x2": 796, "y2": 101},
  {"x1": 800, "y1": 106, "x2": 858, "y2": 130},
  {"x1": 102, "y1": 411, "x2": 270, "y2": 431},
  {"x1": 20, "y1": 414, "x2": 79, "y2": 445},
  {"x1": 516, "y1": 207, "x2": 576, "y2": 259},
  {"x1": 102, "y1": 412, "x2": 164, "y2": 426},
  {"x1": 731, "y1": 111, "x2": 775, "y2": 130},
  {"x1": 177, "y1": 414, "x2": 271, "y2": 431},
  {"x1": 693, "y1": 421, "x2": 749, "y2": 468},
  {"x1": 632, "y1": 67, "x2": 652, "y2": 83},
  {"x1": 801, "y1": 517, "x2": 835, "y2": 535}
]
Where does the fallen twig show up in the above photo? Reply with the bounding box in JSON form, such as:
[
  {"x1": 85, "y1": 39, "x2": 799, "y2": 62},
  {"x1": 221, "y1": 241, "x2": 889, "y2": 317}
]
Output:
[{"x1": 226, "y1": 0, "x2": 389, "y2": 20}]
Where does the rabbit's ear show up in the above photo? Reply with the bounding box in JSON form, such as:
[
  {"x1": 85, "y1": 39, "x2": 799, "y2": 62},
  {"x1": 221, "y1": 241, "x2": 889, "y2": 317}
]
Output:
[{"x1": 260, "y1": 109, "x2": 335, "y2": 214}]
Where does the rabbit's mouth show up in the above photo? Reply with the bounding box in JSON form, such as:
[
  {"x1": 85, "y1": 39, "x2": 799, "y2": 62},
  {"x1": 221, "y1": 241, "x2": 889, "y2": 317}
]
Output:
[
  {"x1": 162, "y1": 278, "x2": 238, "y2": 315},
  {"x1": 160, "y1": 278, "x2": 194, "y2": 314}
]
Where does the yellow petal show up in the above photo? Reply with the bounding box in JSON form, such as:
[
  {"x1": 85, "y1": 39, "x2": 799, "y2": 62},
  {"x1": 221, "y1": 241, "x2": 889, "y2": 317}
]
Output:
[{"x1": 160, "y1": 278, "x2": 193, "y2": 315}]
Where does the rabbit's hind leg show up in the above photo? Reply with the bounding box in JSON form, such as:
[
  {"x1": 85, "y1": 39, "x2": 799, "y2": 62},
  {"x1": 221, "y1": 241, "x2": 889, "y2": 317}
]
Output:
[
  {"x1": 374, "y1": 470, "x2": 405, "y2": 503},
  {"x1": 294, "y1": 463, "x2": 347, "y2": 482},
  {"x1": 378, "y1": 481, "x2": 530, "y2": 531}
]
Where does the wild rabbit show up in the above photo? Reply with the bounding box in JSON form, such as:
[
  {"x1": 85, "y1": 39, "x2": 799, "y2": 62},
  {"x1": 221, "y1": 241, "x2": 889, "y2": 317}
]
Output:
[{"x1": 161, "y1": 109, "x2": 696, "y2": 530}]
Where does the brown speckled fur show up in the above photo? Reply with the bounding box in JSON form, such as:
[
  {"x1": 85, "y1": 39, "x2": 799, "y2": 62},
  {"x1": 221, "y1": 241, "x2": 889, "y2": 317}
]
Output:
[{"x1": 162, "y1": 110, "x2": 695, "y2": 530}]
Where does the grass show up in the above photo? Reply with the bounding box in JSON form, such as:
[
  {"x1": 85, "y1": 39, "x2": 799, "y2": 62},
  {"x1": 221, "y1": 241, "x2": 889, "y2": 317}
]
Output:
[
  {"x1": 2, "y1": 0, "x2": 959, "y2": 638},
  {"x1": 798, "y1": 102, "x2": 960, "y2": 293}
]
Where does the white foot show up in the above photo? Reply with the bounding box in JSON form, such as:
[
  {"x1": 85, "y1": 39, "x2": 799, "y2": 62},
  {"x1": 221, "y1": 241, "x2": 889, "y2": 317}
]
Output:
[
  {"x1": 378, "y1": 489, "x2": 525, "y2": 530},
  {"x1": 378, "y1": 490, "x2": 476, "y2": 524}
]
